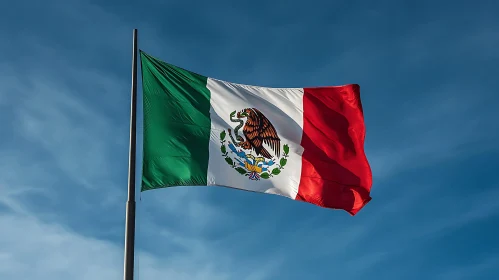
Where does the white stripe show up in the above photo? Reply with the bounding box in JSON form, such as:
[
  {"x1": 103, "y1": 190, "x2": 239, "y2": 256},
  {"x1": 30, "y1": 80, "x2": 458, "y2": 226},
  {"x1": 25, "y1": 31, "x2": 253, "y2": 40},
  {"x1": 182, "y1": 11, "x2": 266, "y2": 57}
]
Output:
[{"x1": 206, "y1": 78, "x2": 304, "y2": 199}]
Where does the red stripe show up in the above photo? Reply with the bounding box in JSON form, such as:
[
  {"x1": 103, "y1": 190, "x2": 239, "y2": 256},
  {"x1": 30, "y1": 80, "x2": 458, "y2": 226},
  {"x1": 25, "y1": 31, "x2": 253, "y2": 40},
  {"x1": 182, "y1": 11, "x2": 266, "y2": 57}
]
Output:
[{"x1": 297, "y1": 84, "x2": 372, "y2": 215}]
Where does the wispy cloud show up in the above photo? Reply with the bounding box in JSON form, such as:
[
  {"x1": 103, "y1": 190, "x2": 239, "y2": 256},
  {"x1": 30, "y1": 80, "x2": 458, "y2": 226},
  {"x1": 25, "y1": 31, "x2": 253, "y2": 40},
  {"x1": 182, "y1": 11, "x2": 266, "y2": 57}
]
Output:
[
  {"x1": 0, "y1": 185, "x2": 286, "y2": 280},
  {"x1": 14, "y1": 79, "x2": 123, "y2": 190},
  {"x1": 367, "y1": 82, "x2": 499, "y2": 180},
  {"x1": 0, "y1": 212, "x2": 220, "y2": 280}
]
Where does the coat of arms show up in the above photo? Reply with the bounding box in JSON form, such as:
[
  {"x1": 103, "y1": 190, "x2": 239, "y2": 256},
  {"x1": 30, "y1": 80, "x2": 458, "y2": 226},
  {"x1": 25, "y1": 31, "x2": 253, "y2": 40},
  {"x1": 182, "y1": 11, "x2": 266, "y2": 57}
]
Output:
[{"x1": 219, "y1": 108, "x2": 289, "y2": 180}]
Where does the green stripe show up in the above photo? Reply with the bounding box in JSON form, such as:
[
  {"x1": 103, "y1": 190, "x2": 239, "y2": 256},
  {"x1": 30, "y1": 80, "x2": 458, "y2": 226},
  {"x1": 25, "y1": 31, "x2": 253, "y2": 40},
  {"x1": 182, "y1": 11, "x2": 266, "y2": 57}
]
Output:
[{"x1": 140, "y1": 51, "x2": 211, "y2": 191}]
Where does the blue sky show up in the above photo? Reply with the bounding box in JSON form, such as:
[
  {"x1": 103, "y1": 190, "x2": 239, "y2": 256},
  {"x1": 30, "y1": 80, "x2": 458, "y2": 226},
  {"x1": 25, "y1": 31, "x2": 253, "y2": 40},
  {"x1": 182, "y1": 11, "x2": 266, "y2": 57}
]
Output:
[{"x1": 1, "y1": 0, "x2": 499, "y2": 279}]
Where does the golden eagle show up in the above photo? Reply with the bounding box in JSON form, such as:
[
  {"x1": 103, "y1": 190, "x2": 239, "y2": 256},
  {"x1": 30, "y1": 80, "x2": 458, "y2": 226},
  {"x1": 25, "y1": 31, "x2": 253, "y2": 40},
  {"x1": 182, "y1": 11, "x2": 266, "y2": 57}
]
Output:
[{"x1": 236, "y1": 108, "x2": 281, "y2": 159}]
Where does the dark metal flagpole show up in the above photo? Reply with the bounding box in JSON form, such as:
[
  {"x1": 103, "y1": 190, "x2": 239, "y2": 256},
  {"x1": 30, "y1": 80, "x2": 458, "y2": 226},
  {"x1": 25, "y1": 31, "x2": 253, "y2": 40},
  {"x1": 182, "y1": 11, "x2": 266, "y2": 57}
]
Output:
[{"x1": 124, "y1": 28, "x2": 138, "y2": 280}]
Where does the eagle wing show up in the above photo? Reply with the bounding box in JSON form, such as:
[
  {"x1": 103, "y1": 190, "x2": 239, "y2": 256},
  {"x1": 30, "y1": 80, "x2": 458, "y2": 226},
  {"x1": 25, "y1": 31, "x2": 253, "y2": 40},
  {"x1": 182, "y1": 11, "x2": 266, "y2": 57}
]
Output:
[{"x1": 242, "y1": 108, "x2": 281, "y2": 159}]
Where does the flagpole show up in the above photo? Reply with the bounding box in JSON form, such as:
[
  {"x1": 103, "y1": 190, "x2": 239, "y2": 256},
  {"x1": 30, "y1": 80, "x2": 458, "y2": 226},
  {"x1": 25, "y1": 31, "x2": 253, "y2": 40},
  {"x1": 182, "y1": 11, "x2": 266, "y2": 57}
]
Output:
[{"x1": 124, "y1": 28, "x2": 138, "y2": 280}]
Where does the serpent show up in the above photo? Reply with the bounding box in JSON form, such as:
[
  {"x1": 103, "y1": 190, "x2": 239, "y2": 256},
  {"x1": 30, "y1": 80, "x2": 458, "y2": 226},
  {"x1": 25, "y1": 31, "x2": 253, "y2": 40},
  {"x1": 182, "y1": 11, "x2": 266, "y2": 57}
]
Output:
[{"x1": 228, "y1": 110, "x2": 244, "y2": 144}]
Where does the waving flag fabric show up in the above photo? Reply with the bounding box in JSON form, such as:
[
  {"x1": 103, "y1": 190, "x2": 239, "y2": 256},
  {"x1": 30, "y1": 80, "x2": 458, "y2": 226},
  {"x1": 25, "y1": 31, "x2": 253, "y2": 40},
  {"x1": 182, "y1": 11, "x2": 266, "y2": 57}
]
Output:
[{"x1": 140, "y1": 50, "x2": 373, "y2": 215}]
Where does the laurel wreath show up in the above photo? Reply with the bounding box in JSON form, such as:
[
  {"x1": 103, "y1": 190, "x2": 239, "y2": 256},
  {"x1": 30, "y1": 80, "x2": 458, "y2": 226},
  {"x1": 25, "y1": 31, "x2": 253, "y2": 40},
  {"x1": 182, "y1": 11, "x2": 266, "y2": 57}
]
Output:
[{"x1": 219, "y1": 130, "x2": 289, "y2": 179}]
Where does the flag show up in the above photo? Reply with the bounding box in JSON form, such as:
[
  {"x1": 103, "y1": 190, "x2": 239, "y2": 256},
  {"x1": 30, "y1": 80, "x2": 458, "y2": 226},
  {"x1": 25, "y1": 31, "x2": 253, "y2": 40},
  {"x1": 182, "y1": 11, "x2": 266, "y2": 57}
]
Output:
[{"x1": 140, "y1": 50, "x2": 373, "y2": 215}]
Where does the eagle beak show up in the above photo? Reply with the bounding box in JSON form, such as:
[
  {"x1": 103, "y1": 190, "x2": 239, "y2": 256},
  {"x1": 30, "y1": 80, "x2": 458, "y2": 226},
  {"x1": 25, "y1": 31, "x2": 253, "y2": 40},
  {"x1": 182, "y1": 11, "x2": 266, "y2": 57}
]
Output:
[{"x1": 236, "y1": 112, "x2": 241, "y2": 118}]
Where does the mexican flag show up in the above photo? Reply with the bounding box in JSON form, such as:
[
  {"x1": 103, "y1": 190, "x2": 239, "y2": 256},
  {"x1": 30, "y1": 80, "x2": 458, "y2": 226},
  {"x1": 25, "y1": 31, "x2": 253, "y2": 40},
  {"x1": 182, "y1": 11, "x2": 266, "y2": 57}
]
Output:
[{"x1": 140, "y1": 51, "x2": 373, "y2": 215}]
